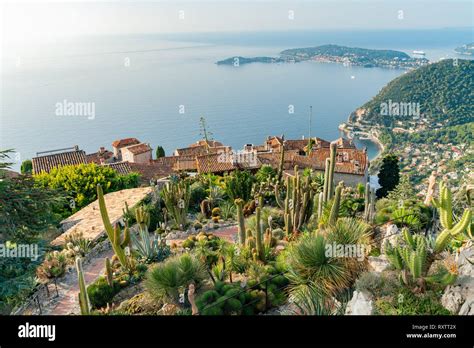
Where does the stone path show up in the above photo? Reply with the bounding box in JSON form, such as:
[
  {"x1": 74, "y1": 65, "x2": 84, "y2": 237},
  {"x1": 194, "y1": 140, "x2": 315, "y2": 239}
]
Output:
[
  {"x1": 44, "y1": 225, "x2": 238, "y2": 315},
  {"x1": 44, "y1": 249, "x2": 114, "y2": 315}
]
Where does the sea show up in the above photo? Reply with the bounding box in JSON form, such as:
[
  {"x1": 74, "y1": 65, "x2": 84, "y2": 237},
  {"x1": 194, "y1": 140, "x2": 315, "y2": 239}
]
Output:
[{"x1": 1, "y1": 28, "x2": 473, "y2": 171}]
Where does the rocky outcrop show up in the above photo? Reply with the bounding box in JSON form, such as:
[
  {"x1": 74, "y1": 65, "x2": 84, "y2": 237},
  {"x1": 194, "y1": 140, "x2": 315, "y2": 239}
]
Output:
[
  {"x1": 368, "y1": 255, "x2": 391, "y2": 272},
  {"x1": 380, "y1": 223, "x2": 400, "y2": 254},
  {"x1": 345, "y1": 290, "x2": 373, "y2": 315},
  {"x1": 441, "y1": 244, "x2": 474, "y2": 315}
]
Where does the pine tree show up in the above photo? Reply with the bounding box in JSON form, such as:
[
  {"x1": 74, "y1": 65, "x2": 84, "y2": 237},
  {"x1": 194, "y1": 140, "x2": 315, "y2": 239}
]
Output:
[
  {"x1": 376, "y1": 154, "x2": 400, "y2": 199},
  {"x1": 155, "y1": 146, "x2": 165, "y2": 159}
]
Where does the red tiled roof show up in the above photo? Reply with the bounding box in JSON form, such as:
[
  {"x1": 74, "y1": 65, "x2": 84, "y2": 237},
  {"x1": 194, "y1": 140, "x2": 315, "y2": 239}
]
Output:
[
  {"x1": 32, "y1": 150, "x2": 87, "y2": 174},
  {"x1": 129, "y1": 162, "x2": 175, "y2": 182},
  {"x1": 175, "y1": 145, "x2": 230, "y2": 157},
  {"x1": 189, "y1": 140, "x2": 224, "y2": 148},
  {"x1": 196, "y1": 153, "x2": 235, "y2": 174},
  {"x1": 123, "y1": 143, "x2": 152, "y2": 155},
  {"x1": 104, "y1": 161, "x2": 133, "y2": 175},
  {"x1": 112, "y1": 138, "x2": 140, "y2": 148},
  {"x1": 86, "y1": 150, "x2": 114, "y2": 164}
]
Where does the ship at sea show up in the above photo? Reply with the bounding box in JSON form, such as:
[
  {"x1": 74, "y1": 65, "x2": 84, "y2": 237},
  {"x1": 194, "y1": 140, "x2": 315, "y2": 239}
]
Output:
[{"x1": 412, "y1": 50, "x2": 426, "y2": 59}]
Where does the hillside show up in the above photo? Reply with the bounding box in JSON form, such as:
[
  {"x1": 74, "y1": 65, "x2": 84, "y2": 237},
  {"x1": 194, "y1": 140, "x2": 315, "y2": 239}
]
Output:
[
  {"x1": 353, "y1": 59, "x2": 474, "y2": 126},
  {"x1": 347, "y1": 59, "x2": 474, "y2": 188}
]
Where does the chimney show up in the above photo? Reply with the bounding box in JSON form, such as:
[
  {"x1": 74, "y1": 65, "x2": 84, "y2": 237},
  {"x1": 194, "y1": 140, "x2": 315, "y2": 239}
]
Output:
[
  {"x1": 99, "y1": 157, "x2": 105, "y2": 165},
  {"x1": 100, "y1": 147, "x2": 105, "y2": 154},
  {"x1": 74, "y1": 145, "x2": 79, "y2": 151}
]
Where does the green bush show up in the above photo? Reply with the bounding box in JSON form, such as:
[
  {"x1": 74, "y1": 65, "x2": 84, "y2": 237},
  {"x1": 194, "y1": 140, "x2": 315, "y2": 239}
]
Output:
[
  {"x1": 34, "y1": 163, "x2": 140, "y2": 213},
  {"x1": 189, "y1": 181, "x2": 207, "y2": 212},
  {"x1": 87, "y1": 277, "x2": 120, "y2": 309},
  {"x1": 374, "y1": 288, "x2": 451, "y2": 315}
]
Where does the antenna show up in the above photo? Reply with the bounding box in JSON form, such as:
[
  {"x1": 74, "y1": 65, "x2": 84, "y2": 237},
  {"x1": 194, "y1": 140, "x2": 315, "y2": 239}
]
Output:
[{"x1": 309, "y1": 105, "x2": 312, "y2": 139}]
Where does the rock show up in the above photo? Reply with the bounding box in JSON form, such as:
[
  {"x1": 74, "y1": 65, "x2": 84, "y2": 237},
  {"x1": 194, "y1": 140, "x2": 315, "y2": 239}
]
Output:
[
  {"x1": 458, "y1": 296, "x2": 474, "y2": 315},
  {"x1": 345, "y1": 290, "x2": 373, "y2": 315},
  {"x1": 441, "y1": 243, "x2": 474, "y2": 314},
  {"x1": 381, "y1": 223, "x2": 400, "y2": 254},
  {"x1": 368, "y1": 255, "x2": 391, "y2": 272}
]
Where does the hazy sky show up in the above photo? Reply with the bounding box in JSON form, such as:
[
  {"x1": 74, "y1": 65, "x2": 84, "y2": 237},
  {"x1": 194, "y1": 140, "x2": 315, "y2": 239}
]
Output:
[{"x1": 2, "y1": 0, "x2": 473, "y2": 44}]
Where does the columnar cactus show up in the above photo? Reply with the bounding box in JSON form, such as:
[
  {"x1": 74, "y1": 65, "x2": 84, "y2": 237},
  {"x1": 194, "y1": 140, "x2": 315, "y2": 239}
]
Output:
[
  {"x1": 277, "y1": 145, "x2": 285, "y2": 182},
  {"x1": 161, "y1": 180, "x2": 191, "y2": 228},
  {"x1": 275, "y1": 165, "x2": 313, "y2": 236},
  {"x1": 76, "y1": 258, "x2": 90, "y2": 315},
  {"x1": 97, "y1": 184, "x2": 130, "y2": 270},
  {"x1": 255, "y1": 207, "x2": 264, "y2": 261},
  {"x1": 105, "y1": 257, "x2": 113, "y2": 287},
  {"x1": 328, "y1": 182, "x2": 344, "y2": 226},
  {"x1": 432, "y1": 181, "x2": 472, "y2": 253},
  {"x1": 135, "y1": 205, "x2": 150, "y2": 230},
  {"x1": 234, "y1": 198, "x2": 246, "y2": 245}
]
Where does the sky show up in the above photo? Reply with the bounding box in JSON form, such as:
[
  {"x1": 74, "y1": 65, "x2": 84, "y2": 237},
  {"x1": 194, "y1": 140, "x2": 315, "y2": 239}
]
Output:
[{"x1": 1, "y1": 0, "x2": 473, "y2": 44}]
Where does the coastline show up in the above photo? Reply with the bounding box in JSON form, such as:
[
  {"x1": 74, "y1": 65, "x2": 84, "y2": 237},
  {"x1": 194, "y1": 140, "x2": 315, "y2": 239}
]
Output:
[{"x1": 340, "y1": 123, "x2": 385, "y2": 162}]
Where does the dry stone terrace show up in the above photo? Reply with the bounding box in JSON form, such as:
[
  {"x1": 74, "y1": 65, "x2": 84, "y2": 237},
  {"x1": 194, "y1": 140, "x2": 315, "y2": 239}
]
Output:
[{"x1": 51, "y1": 187, "x2": 153, "y2": 246}]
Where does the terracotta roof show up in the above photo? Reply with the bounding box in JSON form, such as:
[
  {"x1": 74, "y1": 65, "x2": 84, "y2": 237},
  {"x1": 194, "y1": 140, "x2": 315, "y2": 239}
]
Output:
[
  {"x1": 112, "y1": 138, "x2": 140, "y2": 148},
  {"x1": 175, "y1": 145, "x2": 230, "y2": 157},
  {"x1": 104, "y1": 161, "x2": 133, "y2": 175},
  {"x1": 129, "y1": 162, "x2": 175, "y2": 182},
  {"x1": 0, "y1": 169, "x2": 21, "y2": 179},
  {"x1": 123, "y1": 143, "x2": 152, "y2": 155},
  {"x1": 196, "y1": 153, "x2": 235, "y2": 174},
  {"x1": 86, "y1": 150, "x2": 114, "y2": 164},
  {"x1": 334, "y1": 137, "x2": 356, "y2": 149},
  {"x1": 189, "y1": 139, "x2": 224, "y2": 148},
  {"x1": 32, "y1": 150, "x2": 87, "y2": 174},
  {"x1": 174, "y1": 157, "x2": 198, "y2": 171}
]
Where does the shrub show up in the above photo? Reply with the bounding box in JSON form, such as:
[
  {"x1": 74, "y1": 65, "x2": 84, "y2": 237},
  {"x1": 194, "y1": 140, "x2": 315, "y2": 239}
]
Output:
[
  {"x1": 224, "y1": 170, "x2": 255, "y2": 202},
  {"x1": 145, "y1": 254, "x2": 207, "y2": 303},
  {"x1": 355, "y1": 271, "x2": 399, "y2": 298},
  {"x1": 189, "y1": 181, "x2": 207, "y2": 212},
  {"x1": 36, "y1": 251, "x2": 67, "y2": 282},
  {"x1": 20, "y1": 160, "x2": 32, "y2": 174},
  {"x1": 374, "y1": 288, "x2": 451, "y2": 315},
  {"x1": 34, "y1": 163, "x2": 140, "y2": 213},
  {"x1": 255, "y1": 165, "x2": 276, "y2": 182},
  {"x1": 87, "y1": 277, "x2": 120, "y2": 309}
]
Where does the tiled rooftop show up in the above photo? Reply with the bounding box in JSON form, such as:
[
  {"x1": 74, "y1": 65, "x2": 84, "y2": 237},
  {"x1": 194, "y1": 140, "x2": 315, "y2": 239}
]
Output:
[{"x1": 32, "y1": 149, "x2": 87, "y2": 174}]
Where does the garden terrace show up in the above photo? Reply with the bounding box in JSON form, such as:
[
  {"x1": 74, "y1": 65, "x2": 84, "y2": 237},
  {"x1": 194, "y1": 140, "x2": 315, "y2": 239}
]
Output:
[{"x1": 51, "y1": 187, "x2": 153, "y2": 246}]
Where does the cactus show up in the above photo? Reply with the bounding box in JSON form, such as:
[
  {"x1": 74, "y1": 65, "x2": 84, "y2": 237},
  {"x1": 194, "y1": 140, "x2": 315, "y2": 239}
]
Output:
[
  {"x1": 385, "y1": 227, "x2": 458, "y2": 288},
  {"x1": 327, "y1": 142, "x2": 337, "y2": 200},
  {"x1": 255, "y1": 207, "x2": 264, "y2": 261},
  {"x1": 76, "y1": 258, "x2": 90, "y2": 315},
  {"x1": 432, "y1": 181, "x2": 472, "y2": 253},
  {"x1": 161, "y1": 180, "x2": 190, "y2": 228},
  {"x1": 322, "y1": 158, "x2": 331, "y2": 204},
  {"x1": 234, "y1": 199, "x2": 246, "y2": 245},
  {"x1": 97, "y1": 184, "x2": 130, "y2": 270},
  {"x1": 200, "y1": 199, "x2": 211, "y2": 218},
  {"x1": 364, "y1": 182, "x2": 370, "y2": 220},
  {"x1": 275, "y1": 166, "x2": 313, "y2": 235},
  {"x1": 277, "y1": 144, "x2": 285, "y2": 182},
  {"x1": 328, "y1": 182, "x2": 344, "y2": 226},
  {"x1": 246, "y1": 229, "x2": 256, "y2": 249},
  {"x1": 105, "y1": 257, "x2": 113, "y2": 287},
  {"x1": 135, "y1": 205, "x2": 150, "y2": 230}
]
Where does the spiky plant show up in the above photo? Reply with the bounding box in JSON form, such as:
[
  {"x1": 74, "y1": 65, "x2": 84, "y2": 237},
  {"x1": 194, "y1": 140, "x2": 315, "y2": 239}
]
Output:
[
  {"x1": 161, "y1": 180, "x2": 191, "y2": 228},
  {"x1": 431, "y1": 181, "x2": 472, "y2": 253},
  {"x1": 97, "y1": 184, "x2": 130, "y2": 270},
  {"x1": 285, "y1": 233, "x2": 352, "y2": 307},
  {"x1": 76, "y1": 257, "x2": 90, "y2": 315}
]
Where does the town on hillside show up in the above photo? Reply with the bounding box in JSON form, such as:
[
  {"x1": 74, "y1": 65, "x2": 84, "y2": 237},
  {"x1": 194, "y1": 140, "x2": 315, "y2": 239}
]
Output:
[{"x1": 31, "y1": 135, "x2": 369, "y2": 186}]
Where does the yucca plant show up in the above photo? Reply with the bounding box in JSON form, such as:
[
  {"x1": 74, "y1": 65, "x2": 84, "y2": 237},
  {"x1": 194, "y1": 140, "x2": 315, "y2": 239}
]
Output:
[
  {"x1": 145, "y1": 254, "x2": 207, "y2": 304},
  {"x1": 285, "y1": 233, "x2": 352, "y2": 311}
]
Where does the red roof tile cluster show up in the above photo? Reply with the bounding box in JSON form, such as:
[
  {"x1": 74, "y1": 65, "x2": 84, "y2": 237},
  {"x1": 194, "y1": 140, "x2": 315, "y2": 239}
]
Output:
[
  {"x1": 112, "y1": 138, "x2": 140, "y2": 148},
  {"x1": 104, "y1": 161, "x2": 133, "y2": 175},
  {"x1": 32, "y1": 150, "x2": 87, "y2": 174},
  {"x1": 123, "y1": 143, "x2": 152, "y2": 155}
]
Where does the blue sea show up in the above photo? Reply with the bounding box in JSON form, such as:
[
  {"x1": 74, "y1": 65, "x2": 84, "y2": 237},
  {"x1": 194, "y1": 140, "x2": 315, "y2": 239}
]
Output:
[{"x1": 1, "y1": 28, "x2": 473, "y2": 171}]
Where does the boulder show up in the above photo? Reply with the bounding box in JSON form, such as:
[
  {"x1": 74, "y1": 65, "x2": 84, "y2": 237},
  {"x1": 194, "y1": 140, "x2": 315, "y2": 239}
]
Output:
[
  {"x1": 380, "y1": 223, "x2": 400, "y2": 254},
  {"x1": 441, "y1": 243, "x2": 474, "y2": 314},
  {"x1": 345, "y1": 290, "x2": 373, "y2": 315},
  {"x1": 368, "y1": 255, "x2": 391, "y2": 273}
]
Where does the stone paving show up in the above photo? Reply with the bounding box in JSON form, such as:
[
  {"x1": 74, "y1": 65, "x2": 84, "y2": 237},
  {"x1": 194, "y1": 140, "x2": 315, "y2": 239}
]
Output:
[
  {"x1": 52, "y1": 187, "x2": 153, "y2": 246},
  {"x1": 44, "y1": 225, "x2": 239, "y2": 315}
]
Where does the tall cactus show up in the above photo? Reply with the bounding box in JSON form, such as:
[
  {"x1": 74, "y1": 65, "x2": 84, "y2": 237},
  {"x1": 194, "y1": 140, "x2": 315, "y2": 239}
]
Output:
[
  {"x1": 76, "y1": 258, "x2": 90, "y2": 315},
  {"x1": 328, "y1": 182, "x2": 344, "y2": 226},
  {"x1": 234, "y1": 198, "x2": 246, "y2": 245},
  {"x1": 322, "y1": 142, "x2": 337, "y2": 203},
  {"x1": 255, "y1": 207, "x2": 264, "y2": 261},
  {"x1": 277, "y1": 144, "x2": 285, "y2": 182},
  {"x1": 105, "y1": 257, "x2": 113, "y2": 287},
  {"x1": 97, "y1": 184, "x2": 130, "y2": 270},
  {"x1": 432, "y1": 181, "x2": 472, "y2": 253},
  {"x1": 161, "y1": 180, "x2": 191, "y2": 228},
  {"x1": 135, "y1": 205, "x2": 150, "y2": 230},
  {"x1": 275, "y1": 165, "x2": 313, "y2": 236}
]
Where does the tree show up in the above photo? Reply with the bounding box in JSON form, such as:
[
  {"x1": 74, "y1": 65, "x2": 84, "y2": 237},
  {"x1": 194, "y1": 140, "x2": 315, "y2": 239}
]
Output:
[
  {"x1": 0, "y1": 150, "x2": 65, "y2": 242},
  {"x1": 20, "y1": 160, "x2": 32, "y2": 174},
  {"x1": 376, "y1": 154, "x2": 400, "y2": 199},
  {"x1": 155, "y1": 146, "x2": 165, "y2": 159}
]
